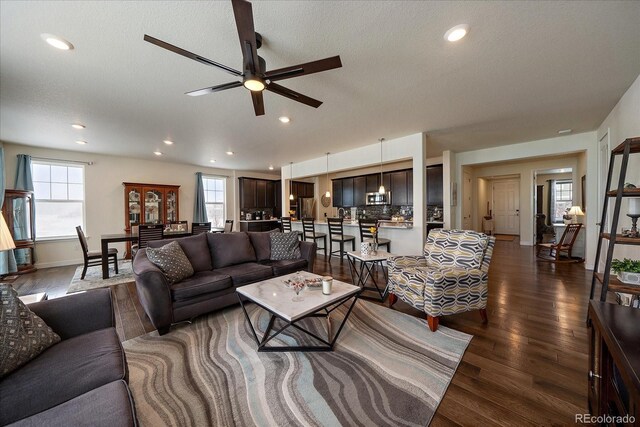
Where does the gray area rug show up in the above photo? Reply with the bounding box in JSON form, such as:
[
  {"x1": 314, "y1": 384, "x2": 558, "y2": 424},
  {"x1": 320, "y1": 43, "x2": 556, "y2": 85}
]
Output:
[
  {"x1": 123, "y1": 299, "x2": 472, "y2": 426},
  {"x1": 67, "y1": 261, "x2": 134, "y2": 294}
]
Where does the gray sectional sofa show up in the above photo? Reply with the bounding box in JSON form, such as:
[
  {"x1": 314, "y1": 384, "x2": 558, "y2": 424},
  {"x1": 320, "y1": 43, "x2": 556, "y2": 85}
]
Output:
[
  {"x1": 0, "y1": 289, "x2": 136, "y2": 426},
  {"x1": 133, "y1": 231, "x2": 316, "y2": 335}
]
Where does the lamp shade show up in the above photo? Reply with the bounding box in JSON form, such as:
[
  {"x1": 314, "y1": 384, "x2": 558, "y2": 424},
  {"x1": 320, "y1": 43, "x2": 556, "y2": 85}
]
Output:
[
  {"x1": 629, "y1": 198, "x2": 640, "y2": 216},
  {"x1": 0, "y1": 215, "x2": 16, "y2": 251},
  {"x1": 568, "y1": 206, "x2": 584, "y2": 216}
]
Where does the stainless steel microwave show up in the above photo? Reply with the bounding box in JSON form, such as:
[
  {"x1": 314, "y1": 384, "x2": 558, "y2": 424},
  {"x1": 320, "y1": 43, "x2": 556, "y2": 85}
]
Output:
[{"x1": 366, "y1": 192, "x2": 391, "y2": 205}]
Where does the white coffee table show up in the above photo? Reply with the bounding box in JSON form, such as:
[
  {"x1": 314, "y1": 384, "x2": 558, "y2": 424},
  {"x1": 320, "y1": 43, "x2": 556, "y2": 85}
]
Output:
[
  {"x1": 18, "y1": 292, "x2": 48, "y2": 305},
  {"x1": 236, "y1": 271, "x2": 360, "y2": 352},
  {"x1": 346, "y1": 250, "x2": 393, "y2": 302}
]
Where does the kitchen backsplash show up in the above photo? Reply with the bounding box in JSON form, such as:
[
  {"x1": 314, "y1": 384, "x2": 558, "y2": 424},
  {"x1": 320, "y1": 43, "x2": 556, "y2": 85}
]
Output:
[
  {"x1": 241, "y1": 208, "x2": 274, "y2": 219},
  {"x1": 427, "y1": 205, "x2": 444, "y2": 221},
  {"x1": 353, "y1": 205, "x2": 413, "y2": 220}
]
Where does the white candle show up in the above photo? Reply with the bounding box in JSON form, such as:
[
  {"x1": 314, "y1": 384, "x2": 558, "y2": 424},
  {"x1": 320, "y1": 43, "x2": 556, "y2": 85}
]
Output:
[
  {"x1": 322, "y1": 276, "x2": 333, "y2": 295},
  {"x1": 629, "y1": 198, "x2": 640, "y2": 215}
]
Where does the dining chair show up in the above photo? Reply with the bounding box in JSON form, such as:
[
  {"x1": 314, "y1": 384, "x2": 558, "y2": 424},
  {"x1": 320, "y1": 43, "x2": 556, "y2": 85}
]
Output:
[
  {"x1": 301, "y1": 218, "x2": 327, "y2": 259},
  {"x1": 133, "y1": 224, "x2": 164, "y2": 259},
  {"x1": 223, "y1": 219, "x2": 234, "y2": 233},
  {"x1": 76, "y1": 226, "x2": 118, "y2": 279},
  {"x1": 192, "y1": 222, "x2": 212, "y2": 235},
  {"x1": 358, "y1": 219, "x2": 391, "y2": 252},
  {"x1": 327, "y1": 217, "x2": 356, "y2": 259},
  {"x1": 281, "y1": 217, "x2": 292, "y2": 233}
]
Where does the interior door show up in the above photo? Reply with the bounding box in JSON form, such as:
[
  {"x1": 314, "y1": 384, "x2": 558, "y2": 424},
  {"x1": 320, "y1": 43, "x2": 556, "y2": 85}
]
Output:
[
  {"x1": 493, "y1": 180, "x2": 520, "y2": 235},
  {"x1": 462, "y1": 171, "x2": 473, "y2": 230}
]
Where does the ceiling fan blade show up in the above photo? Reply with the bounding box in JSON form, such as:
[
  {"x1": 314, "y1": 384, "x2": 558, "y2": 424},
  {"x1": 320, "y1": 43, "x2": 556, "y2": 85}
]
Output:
[
  {"x1": 265, "y1": 56, "x2": 342, "y2": 82},
  {"x1": 231, "y1": 0, "x2": 260, "y2": 73},
  {"x1": 266, "y1": 82, "x2": 322, "y2": 108},
  {"x1": 144, "y1": 34, "x2": 242, "y2": 77},
  {"x1": 251, "y1": 91, "x2": 265, "y2": 116},
  {"x1": 185, "y1": 81, "x2": 243, "y2": 97}
]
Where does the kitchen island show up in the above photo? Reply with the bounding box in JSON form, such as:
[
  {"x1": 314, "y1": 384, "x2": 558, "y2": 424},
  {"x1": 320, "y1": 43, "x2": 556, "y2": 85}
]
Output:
[{"x1": 239, "y1": 219, "x2": 280, "y2": 232}]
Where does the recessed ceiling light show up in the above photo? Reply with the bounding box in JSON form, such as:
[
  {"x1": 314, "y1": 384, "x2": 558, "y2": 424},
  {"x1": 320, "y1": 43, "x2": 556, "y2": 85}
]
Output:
[
  {"x1": 558, "y1": 129, "x2": 573, "y2": 134},
  {"x1": 444, "y1": 24, "x2": 469, "y2": 42},
  {"x1": 153, "y1": 151, "x2": 163, "y2": 156},
  {"x1": 226, "y1": 151, "x2": 234, "y2": 156},
  {"x1": 163, "y1": 140, "x2": 174, "y2": 145},
  {"x1": 40, "y1": 33, "x2": 74, "y2": 50},
  {"x1": 268, "y1": 165, "x2": 274, "y2": 170},
  {"x1": 75, "y1": 140, "x2": 87, "y2": 145},
  {"x1": 210, "y1": 159, "x2": 216, "y2": 163},
  {"x1": 279, "y1": 116, "x2": 290, "y2": 124},
  {"x1": 71, "y1": 123, "x2": 85, "y2": 129}
]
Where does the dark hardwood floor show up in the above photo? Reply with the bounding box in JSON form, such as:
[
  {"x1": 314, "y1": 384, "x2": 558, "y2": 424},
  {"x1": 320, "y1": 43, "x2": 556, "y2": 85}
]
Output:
[{"x1": 10, "y1": 237, "x2": 593, "y2": 425}]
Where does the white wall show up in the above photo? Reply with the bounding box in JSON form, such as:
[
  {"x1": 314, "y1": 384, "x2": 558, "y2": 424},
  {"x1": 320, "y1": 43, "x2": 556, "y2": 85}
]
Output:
[
  {"x1": 1, "y1": 142, "x2": 278, "y2": 268},
  {"x1": 281, "y1": 133, "x2": 427, "y2": 255},
  {"x1": 452, "y1": 132, "x2": 599, "y2": 268},
  {"x1": 597, "y1": 74, "x2": 640, "y2": 263}
]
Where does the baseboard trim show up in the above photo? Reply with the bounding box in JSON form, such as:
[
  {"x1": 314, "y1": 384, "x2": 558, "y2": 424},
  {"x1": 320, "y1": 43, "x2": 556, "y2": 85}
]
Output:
[{"x1": 35, "y1": 259, "x2": 83, "y2": 269}]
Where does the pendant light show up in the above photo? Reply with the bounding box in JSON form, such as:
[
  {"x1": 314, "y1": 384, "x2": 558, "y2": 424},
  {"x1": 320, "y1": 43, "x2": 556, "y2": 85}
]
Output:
[
  {"x1": 325, "y1": 152, "x2": 331, "y2": 198},
  {"x1": 289, "y1": 162, "x2": 294, "y2": 200},
  {"x1": 378, "y1": 138, "x2": 386, "y2": 194}
]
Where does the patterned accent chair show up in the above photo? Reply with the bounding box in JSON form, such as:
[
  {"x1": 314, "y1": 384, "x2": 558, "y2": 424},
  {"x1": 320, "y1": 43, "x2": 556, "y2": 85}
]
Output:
[{"x1": 387, "y1": 229, "x2": 495, "y2": 332}]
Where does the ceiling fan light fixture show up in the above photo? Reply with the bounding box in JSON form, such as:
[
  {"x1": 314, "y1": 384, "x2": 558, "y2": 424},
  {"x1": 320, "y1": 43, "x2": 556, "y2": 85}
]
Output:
[
  {"x1": 279, "y1": 116, "x2": 290, "y2": 124},
  {"x1": 41, "y1": 33, "x2": 74, "y2": 50},
  {"x1": 243, "y1": 75, "x2": 265, "y2": 92},
  {"x1": 444, "y1": 24, "x2": 469, "y2": 42},
  {"x1": 71, "y1": 123, "x2": 85, "y2": 129}
]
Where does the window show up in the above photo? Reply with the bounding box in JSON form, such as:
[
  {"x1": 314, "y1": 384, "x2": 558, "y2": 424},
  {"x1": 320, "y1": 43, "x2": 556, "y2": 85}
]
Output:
[
  {"x1": 32, "y1": 161, "x2": 85, "y2": 239},
  {"x1": 203, "y1": 176, "x2": 225, "y2": 228},
  {"x1": 552, "y1": 180, "x2": 572, "y2": 223}
]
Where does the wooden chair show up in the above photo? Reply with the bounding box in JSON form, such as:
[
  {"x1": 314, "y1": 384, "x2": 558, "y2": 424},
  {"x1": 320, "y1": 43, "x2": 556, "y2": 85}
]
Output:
[
  {"x1": 223, "y1": 219, "x2": 234, "y2": 233},
  {"x1": 76, "y1": 226, "x2": 118, "y2": 279},
  {"x1": 192, "y1": 222, "x2": 211, "y2": 235},
  {"x1": 358, "y1": 219, "x2": 391, "y2": 252},
  {"x1": 133, "y1": 224, "x2": 164, "y2": 259},
  {"x1": 536, "y1": 223, "x2": 583, "y2": 262},
  {"x1": 281, "y1": 217, "x2": 292, "y2": 232},
  {"x1": 327, "y1": 217, "x2": 356, "y2": 259},
  {"x1": 302, "y1": 218, "x2": 327, "y2": 259}
]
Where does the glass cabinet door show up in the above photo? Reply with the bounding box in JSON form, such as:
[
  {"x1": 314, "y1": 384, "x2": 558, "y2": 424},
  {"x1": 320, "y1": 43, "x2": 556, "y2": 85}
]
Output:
[
  {"x1": 166, "y1": 189, "x2": 177, "y2": 222},
  {"x1": 11, "y1": 194, "x2": 33, "y2": 242},
  {"x1": 143, "y1": 189, "x2": 163, "y2": 224},
  {"x1": 127, "y1": 187, "x2": 142, "y2": 228}
]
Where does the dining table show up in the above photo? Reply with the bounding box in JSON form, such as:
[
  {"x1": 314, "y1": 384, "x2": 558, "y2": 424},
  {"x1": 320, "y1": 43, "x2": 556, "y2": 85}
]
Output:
[{"x1": 100, "y1": 228, "x2": 223, "y2": 279}]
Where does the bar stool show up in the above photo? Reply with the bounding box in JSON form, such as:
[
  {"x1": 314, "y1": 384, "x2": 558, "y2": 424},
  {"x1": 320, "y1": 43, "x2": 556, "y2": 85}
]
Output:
[
  {"x1": 359, "y1": 219, "x2": 391, "y2": 252},
  {"x1": 192, "y1": 222, "x2": 211, "y2": 234},
  {"x1": 327, "y1": 217, "x2": 356, "y2": 259},
  {"x1": 302, "y1": 218, "x2": 327, "y2": 259},
  {"x1": 281, "y1": 217, "x2": 292, "y2": 232}
]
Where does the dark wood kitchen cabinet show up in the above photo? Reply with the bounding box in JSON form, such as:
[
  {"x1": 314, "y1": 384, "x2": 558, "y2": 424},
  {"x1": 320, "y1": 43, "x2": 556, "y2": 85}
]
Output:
[
  {"x1": 239, "y1": 177, "x2": 280, "y2": 210},
  {"x1": 342, "y1": 178, "x2": 354, "y2": 207},
  {"x1": 256, "y1": 180, "x2": 267, "y2": 208},
  {"x1": 240, "y1": 178, "x2": 257, "y2": 209},
  {"x1": 427, "y1": 165, "x2": 444, "y2": 206},
  {"x1": 332, "y1": 180, "x2": 343, "y2": 207},
  {"x1": 366, "y1": 175, "x2": 380, "y2": 193},
  {"x1": 354, "y1": 177, "x2": 366, "y2": 206},
  {"x1": 390, "y1": 171, "x2": 408, "y2": 206}
]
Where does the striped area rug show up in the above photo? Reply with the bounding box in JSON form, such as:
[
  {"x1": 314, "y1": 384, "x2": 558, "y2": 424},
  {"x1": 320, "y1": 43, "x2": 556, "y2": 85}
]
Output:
[{"x1": 122, "y1": 300, "x2": 471, "y2": 426}]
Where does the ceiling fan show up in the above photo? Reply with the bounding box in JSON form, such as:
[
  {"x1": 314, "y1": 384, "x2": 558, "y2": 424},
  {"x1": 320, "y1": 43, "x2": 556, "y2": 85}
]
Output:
[{"x1": 144, "y1": 0, "x2": 342, "y2": 116}]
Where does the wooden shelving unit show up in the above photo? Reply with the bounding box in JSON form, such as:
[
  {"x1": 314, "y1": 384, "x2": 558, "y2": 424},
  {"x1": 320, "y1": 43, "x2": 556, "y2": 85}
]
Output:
[{"x1": 589, "y1": 137, "x2": 640, "y2": 303}]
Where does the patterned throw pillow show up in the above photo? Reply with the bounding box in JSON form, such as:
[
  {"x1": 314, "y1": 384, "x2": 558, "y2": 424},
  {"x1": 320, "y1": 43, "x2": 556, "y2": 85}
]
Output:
[
  {"x1": 0, "y1": 284, "x2": 61, "y2": 378},
  {"x1": 146, "y1": 241, "x2": 195, "y2": 284},
  {"x1": 270, "y1": 231, "x2": 301, "y2": 261}
]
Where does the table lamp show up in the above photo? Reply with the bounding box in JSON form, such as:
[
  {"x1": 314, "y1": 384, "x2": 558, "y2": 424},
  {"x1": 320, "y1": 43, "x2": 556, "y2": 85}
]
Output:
[
  {"x1": 567, "y1": 206, "x2": 584, "y2": 224},
  {"x1": 0, "y1": 215, "x2": 16, "y2": 277},
  {"x1": 628, "y1": 198, "x2": 640, "y2": 238}
]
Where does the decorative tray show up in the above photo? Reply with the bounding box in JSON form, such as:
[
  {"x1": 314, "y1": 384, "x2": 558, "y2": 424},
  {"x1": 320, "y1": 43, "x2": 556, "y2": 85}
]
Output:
[{"x1": 283, "y1": 277, "x2": 323, "y2": 288}]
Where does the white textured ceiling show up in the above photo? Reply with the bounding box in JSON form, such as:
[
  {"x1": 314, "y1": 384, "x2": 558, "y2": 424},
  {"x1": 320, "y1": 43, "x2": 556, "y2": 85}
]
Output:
[{"x1": 1, "y1": 1, "x2": 639, "y2": 171}]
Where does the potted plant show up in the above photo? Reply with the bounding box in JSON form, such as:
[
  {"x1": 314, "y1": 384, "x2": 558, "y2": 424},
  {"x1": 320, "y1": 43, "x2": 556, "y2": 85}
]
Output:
[{"x1": 611, "y1": 258, "x2": 640, "y2": 285}]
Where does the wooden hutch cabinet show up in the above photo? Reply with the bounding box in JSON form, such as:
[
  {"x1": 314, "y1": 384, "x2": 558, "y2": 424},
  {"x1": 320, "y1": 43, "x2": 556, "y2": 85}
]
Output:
[
  {"x1": 2, "y1": 189, "x2": 37, "y2": 274},
  {"x1": 122, "y1": 183, "x2": 180, "y2": 232}
]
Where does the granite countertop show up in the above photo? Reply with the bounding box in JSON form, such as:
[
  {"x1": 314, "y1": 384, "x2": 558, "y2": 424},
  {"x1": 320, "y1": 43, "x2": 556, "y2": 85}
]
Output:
[
  {"x1": 293, "y1": 220, "x2": 413, "y2": 229},
  {"x1": 239, "y1": 219, "x2": 280, "y2": 222},
  {"x1": 426, "y1": 220, "x2": 444, "y2": 224}
]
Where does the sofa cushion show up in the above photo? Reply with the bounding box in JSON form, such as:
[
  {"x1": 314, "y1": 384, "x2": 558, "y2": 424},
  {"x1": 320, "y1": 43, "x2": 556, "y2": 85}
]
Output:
[
  {"x1": 207, "y1": 232, "x2": 257, "y2": 268},
  {"x1": 423, "y1": 229, "x2": 488, "y2": 270},
  {"x1": 248, "y1": 231, "x2": 273, "y2": 261},
  {"x1": 0, "y1": 327, "x2": 125, "y2": 425},
  {"x1": 215, "y1": 263, "x2": 273, "y2": 286},
  {"x1": 8, "y1": 380, "x2": 136, "y2": 427},
  {"x1": 170, "y1": 271, "x2": 233, "y2": 302},
  {"x1": 146, "y1": 241, "x2": 195, "y2": 284},
  {"x1": 148, "y1": 233, "x2": 212, "y2": 272},
  {"x1": 261, "y1": 259, "x2": 308, "y2": 276},
  {"x1": 0, "y1": 284, "x2": 61, "y2": 378},
  {"x1": 270, "y1": 231, "x2": 301, "y2": 260}
]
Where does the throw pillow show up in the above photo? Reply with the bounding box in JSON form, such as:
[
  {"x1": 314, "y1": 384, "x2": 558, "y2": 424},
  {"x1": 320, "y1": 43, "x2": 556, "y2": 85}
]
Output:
[
  {"x1": 0, "y1": 284, "x2": 61, "y2": 378},
  {"x1": 146, "y1": 241, "x2": 195, "y2": 284},
  {"x1": 270, "y1": 231, "x2": 301, "y2": 260}
]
